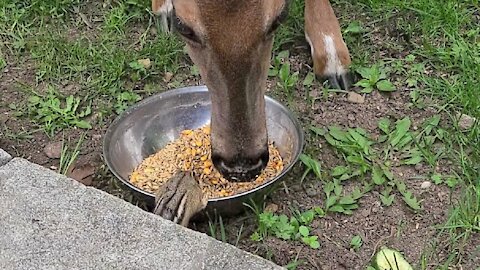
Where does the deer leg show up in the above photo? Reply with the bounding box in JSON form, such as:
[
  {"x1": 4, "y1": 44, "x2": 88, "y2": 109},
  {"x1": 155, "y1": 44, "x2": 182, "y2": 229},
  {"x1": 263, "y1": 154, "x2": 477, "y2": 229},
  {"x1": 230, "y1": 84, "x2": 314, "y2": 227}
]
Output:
[
  {"x1": 152, "y1": 0, "x2": 173, "y2": 33},
  {"x1": 305, "y1": 0, "x2": 352, "y2": 90}
]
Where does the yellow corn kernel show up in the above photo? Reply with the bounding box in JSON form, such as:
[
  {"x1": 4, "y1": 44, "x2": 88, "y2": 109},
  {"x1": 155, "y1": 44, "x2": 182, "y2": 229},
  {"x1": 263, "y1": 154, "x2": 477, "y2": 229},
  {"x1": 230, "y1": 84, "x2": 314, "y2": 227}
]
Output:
[
  {"x1": 203, "y1": 167, "x2": 211, "y2": 175},
  {"x1": 195, "y1": 140, "x2": 203, "y2": 147},
  {"x1": 200, "y1": 155, "x2": 208, "y2": 161},
  {"x1": 204, "y1": 126, "x2": 211, "y2": 135},
  {"x1": 181, "y1": 130, "x2": 193, "y2": 136},
  {"x1": 203, "y1": 160, "x2": 212, "y2": 168}
]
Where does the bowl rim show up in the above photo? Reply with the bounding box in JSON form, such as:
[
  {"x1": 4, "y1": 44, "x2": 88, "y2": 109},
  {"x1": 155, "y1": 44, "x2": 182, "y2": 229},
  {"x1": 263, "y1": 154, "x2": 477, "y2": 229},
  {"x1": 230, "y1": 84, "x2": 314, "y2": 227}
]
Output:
[{"x1": 103, "y1": 85, "x2": 304, "y2": 202}]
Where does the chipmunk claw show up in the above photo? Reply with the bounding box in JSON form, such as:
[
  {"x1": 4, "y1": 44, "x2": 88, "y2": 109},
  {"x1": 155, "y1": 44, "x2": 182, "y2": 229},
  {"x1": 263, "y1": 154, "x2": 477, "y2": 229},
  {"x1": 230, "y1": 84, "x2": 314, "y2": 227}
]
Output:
[{"x1": 153, "y1": 171, "x2": 207, "y2": 227}]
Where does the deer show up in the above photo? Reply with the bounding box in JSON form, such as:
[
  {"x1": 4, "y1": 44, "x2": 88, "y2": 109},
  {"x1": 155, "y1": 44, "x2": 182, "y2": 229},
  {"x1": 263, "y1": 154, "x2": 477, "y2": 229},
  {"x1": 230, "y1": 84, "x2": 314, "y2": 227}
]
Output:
[{"x1": 151, "y1": 0, "x2": 352, "y2": 226}]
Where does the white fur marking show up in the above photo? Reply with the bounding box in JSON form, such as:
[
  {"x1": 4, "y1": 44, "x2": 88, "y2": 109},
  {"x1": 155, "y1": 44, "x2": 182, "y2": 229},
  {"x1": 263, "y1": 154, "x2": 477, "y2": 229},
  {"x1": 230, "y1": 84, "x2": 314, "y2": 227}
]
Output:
[
  {"x1": 156, "y1": 0, "x2": 173, "y2": 15},
  {"x1": 323, "y1": 34, "x2": 345, "y2": 76}
]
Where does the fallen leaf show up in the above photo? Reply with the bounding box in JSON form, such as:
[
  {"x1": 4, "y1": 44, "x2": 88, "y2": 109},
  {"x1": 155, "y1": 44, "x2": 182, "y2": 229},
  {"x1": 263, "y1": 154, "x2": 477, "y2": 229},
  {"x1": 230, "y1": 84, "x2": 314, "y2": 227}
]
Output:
[
  {"x1": 67, "y1": 163, "x2": 95, "y2": 186},
  {"x1": 347, "y1": 91, "x2": 365, "y2": 104},
  {"x1": 44, "y1": 141, "x2": 63, "y2": 159},
  {"x1": 138, "y1": 58, "x2": 151, "y2": 69},
  {"x1": 163, "y1": 72, "x2": 173, "y2": 82}
]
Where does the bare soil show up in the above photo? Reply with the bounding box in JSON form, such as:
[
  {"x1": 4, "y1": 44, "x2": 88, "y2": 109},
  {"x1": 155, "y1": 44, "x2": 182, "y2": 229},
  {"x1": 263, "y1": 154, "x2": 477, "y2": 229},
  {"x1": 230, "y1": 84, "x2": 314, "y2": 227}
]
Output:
[{"x1": 1, "y1": 6, "x2": 478, "y2": 270}]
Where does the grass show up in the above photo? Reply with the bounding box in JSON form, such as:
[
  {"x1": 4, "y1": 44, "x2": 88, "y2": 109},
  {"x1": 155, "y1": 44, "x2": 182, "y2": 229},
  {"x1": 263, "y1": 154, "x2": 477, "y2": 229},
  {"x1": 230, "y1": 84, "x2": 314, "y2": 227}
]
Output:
[{"x1": 0, "y1": 0, "x2": 478, "y2": 268}]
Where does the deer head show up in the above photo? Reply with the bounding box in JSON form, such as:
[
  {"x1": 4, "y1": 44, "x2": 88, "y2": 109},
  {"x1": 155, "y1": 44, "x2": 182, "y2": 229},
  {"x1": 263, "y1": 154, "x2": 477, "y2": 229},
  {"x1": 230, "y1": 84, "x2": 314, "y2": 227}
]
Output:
[{"x1": 153, "y1": 0, "x2": 288, "y2": 181}]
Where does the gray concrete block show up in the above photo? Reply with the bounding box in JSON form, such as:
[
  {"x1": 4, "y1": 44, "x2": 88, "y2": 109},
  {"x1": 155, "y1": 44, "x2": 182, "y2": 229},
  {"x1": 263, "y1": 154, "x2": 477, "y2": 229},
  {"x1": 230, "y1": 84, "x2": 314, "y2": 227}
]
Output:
[
  {"x1": 0, "y1": 158, "x2": 283, "y2": 270},
  {"x1": 0, "y1": 148, "x2": 12, "y2": 166}
]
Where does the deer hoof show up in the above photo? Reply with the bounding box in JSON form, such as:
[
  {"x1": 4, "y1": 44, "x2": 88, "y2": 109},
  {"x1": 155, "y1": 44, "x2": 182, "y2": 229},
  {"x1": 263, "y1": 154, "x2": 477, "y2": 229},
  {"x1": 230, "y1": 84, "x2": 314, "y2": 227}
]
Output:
[{"x1": 319, "y1": 71, "x2": 353, "y2": 90}]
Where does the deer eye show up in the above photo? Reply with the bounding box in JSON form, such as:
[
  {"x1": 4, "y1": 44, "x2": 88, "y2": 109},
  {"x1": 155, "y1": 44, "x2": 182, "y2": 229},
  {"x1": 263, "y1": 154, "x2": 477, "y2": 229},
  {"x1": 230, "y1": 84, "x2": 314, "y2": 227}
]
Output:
[{"x1": 172, "y1": 13, "x2": 201, "y2": 45}]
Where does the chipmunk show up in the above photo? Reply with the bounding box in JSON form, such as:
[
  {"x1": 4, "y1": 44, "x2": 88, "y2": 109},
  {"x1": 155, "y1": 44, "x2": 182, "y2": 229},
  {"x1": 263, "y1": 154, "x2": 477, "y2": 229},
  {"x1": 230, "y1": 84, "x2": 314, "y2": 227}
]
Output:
[{"x1": 153, "y1": 171, "x2": 208, "y2": 227}]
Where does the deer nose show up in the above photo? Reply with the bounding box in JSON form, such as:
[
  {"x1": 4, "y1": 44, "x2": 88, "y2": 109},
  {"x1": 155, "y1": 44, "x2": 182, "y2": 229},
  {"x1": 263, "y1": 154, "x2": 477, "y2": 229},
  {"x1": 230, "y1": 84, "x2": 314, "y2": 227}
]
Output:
[{"x1": 212, "y1": 151, "x2": 269, "y2": 182}]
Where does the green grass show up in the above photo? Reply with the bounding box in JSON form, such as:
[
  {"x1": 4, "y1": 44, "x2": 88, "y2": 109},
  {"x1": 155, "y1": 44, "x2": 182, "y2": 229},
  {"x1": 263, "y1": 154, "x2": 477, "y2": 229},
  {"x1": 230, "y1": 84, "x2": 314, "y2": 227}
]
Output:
[
  {"x1": 0, "y1": 0, "x2": 478, "y2": 268},
  {"x1": 347, "y1": 0, "x2": 479, "y2": 267}
]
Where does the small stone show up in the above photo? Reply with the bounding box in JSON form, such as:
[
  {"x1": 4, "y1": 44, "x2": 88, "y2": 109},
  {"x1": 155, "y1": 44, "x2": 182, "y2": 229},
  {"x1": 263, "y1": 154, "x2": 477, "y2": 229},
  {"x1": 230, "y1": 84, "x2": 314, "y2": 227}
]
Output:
[
  {"x1": 420, "y1": 181, "x2": 432, "y2": 189},
  {"x1": 347, "y1": 91, "x2": 365, "y2": 104},
  {"x1": 414, "y1": 163, "x2": 423, "y2": 172},
  {"x1": 44, "y1": 142, "x2": 63, "y2": 159},
  {"x1": 458, "y1": 114, "x2": 476, "y2": 130},
  {"x1": 264, "y1": 203, "x2": 278, "y2": 213}
]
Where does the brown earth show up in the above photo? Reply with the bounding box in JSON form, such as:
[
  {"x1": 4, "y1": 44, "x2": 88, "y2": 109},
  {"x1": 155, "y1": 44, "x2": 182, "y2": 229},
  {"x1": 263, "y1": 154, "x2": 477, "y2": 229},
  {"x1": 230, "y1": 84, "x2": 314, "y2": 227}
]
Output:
[{"x1": 1, "y1": 3, "x2": 478, "y2": 270}]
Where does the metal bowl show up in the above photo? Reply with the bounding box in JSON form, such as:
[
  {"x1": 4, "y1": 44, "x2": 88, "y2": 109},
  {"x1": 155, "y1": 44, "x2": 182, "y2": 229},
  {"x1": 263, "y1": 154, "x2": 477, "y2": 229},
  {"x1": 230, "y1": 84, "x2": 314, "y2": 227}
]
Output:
[{"x1": 103, "y1": 86, "x2": 304, "y2": 217}]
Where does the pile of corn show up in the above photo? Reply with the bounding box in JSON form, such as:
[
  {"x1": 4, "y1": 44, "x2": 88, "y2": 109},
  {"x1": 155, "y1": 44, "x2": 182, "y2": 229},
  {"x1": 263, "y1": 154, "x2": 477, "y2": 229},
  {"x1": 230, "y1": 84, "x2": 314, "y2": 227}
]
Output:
[{"x1": 129, "y1": 125, "x2": 285, "y2": 199}]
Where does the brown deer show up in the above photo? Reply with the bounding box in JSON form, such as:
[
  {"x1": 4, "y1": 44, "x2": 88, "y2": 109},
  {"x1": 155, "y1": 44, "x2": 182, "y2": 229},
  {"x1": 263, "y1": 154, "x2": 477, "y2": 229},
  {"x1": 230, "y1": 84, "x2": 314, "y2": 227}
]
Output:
[{"x1": 150, "y1": 0, "x2": 351, "y2": 213}]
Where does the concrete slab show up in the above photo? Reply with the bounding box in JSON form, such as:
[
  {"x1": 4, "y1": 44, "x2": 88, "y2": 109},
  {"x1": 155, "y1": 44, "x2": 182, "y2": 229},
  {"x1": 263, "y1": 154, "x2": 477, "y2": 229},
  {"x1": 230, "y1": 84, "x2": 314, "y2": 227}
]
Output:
[
  {"x1": 0, "y1": 148, "x2": 12, "y2": 166},
  {"x1": 0, "y1": 158, "x2": 284, "y2": 270}
]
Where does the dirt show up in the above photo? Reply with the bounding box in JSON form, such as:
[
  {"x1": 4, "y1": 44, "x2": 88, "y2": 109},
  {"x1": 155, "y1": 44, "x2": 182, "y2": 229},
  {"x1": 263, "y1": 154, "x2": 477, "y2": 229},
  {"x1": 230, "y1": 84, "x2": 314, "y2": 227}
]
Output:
[
  {"x1": 1, "y1": 5, "x2": 478, "y2": 270},
  {"x1": 2, "y1": 49, "x2": 476, "y2": 270}
]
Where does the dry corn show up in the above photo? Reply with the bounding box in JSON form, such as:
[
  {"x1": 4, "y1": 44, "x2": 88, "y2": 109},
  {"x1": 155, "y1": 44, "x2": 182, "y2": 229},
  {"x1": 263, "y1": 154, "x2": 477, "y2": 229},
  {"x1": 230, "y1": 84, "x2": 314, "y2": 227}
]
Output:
[{"x1": 129, "y1": 125, "x2": 286, "y2": 199}]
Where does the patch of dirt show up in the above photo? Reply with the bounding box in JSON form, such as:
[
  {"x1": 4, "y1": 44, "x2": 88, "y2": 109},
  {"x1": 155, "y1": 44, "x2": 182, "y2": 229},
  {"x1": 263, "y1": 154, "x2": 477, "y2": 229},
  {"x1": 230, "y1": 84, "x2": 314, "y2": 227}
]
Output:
[{"x1": 1, "y1": 3, "x2": 477, "y2": 270}]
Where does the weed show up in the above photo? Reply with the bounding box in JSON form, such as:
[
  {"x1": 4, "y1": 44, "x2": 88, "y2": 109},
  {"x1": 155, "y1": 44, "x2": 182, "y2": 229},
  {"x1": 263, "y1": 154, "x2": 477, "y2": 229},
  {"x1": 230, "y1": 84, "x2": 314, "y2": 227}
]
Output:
[
  {"x1": 18, "y1": 85, "x2": 92, "y2": 136},
  {"x1": 250, "y1": 208, "x2": 324, "y2": 249},
  {"x1": 269, "y1": 50, "x2": 298, "y2": 99},
  {"x1": 207, "y1": 213, "x2": 227, "y2": 243},
  {"x1": 354, "y1": 63, "x2": 396, "y2": 93},
  {"x1": 114, "y1": 91, "x2": 142, "y2": 115},
  {"x1": 308, "y1": 115, "x2": 447, "y2": 212},
  {"x1": 350, "y1": 235, "x2": 363, "y2": 252},
  {"x1": 58, "y1": 133, "x2": 85, "y2": 175}
]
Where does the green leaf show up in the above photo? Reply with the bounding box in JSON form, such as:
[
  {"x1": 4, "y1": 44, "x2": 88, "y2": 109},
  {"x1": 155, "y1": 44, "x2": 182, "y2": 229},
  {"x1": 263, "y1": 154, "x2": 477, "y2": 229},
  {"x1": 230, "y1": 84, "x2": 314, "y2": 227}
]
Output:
[
  {"x1": 356, "y1": 67, "x2": 374, "y2": 80},
  {"x1": 332, "y1": 166, "x2": 349, "y2": 177},
  {"x1": 303, "y1": 72, "x2": 315, "y2": 86},
  {"x1": 382, "y1": 166, "x2": 394, "y2": 181},
  {"x1": 378, "y1": 118, "x2": 391, "y2": 134},
  {"x1": 310, "y1": 126, "x2": 327, "y2": 136},
  {"x1": 299, "y1": 154, "x2": 322, "y2": 179},
  {"x1": 309, "y1": 239, "x2": 320, "y2": 249},
  {"x1": 431, "y1": 174, "x2": 442, "y2": 185},
  {"x1": 360, "y1": 86, "x2": 374, "y2": 94},
  {"x1": 380, "y1": 193, "x2": 395, "y2": 206},
  {"x1": 354, "y1": 79, "x2": 373, "y2": 88},
  {"x1": 65, "y1": 95, "x2": 74, "y2": 112},
  {"x1": 277, "y1": 50, "x2": 289, "y2": 60},
  {"x1": 329, "y1": 205, "x2": 345, "y2": 213},
  {"x1": 372, "y1": 166, "x2": 386, "y2": 185},
  {"x1": 350, "y1": 235, "x2": 362, "y2": 249},
  {"x1": 338, "y1": 196, "x2": 356, "y2": 205},
  {"x1": 299, "y1": 210, "x2": 315, "y2": 225},
  {"x1": 314, "y1": 207, "x2": 325, "y2": 217},
  {"x1": 344, "y1": 21, "x2": 364, "y2": 34},
  {"x1": 329, "y1": 126, "x2": 349, "y2": 142},
  {"x1": 390, "y1": 117, "x2": 411, "y2": 147},
  {"x1": 402, "y1": 155, "x2": 423, "y2": 165},
  {"x1": 279, "y1": 63, "x2": 290, "y2": 81},
  {"x1": 402, "y1": 191, "x2": 421, "y2": 211},
  {"x1": 28, "y1": 95, "x2": 41, "y2": 104},
  {"x1": 299, "y1": 226, "x2": 309, "y2": 237},
  {"x1": 325, "y1": 195, "x2": 337, "y2": 209},
  {"x1": 376, "y1": 80, "x2": 396, "y2": 92},
  {"x1": 74, "y1": 120, "x2": 92, "y2": 129}
]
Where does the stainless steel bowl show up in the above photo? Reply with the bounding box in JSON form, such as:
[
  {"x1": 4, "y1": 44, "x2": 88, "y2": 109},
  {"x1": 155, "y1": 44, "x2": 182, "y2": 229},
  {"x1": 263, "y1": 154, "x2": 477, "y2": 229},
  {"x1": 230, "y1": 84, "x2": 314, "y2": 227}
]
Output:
[{"x1": 103, "y1": 86, "x2": 304, "y2": 217}]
